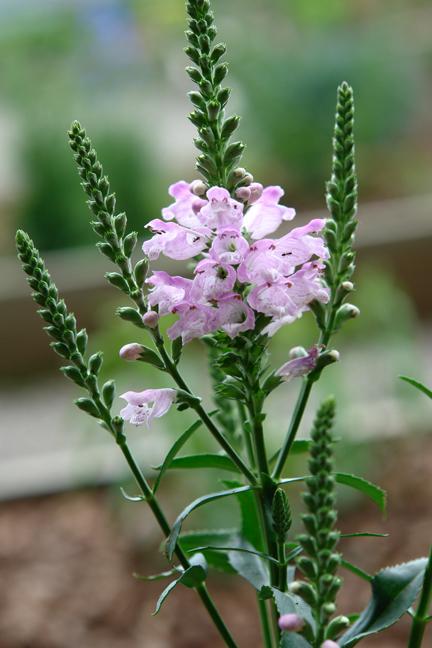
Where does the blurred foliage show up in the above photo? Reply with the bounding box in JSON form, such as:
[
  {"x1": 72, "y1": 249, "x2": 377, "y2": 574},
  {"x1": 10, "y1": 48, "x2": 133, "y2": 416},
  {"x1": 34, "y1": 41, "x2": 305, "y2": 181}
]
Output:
[{"x1": 0, "y1": 0, "x2": 430, "y2": 251}]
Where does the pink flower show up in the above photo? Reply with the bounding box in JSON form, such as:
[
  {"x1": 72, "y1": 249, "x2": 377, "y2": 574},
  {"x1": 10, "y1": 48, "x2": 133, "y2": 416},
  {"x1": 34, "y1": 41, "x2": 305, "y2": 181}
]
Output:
[
  {"x1": 210, "y1": 228, "x2": 250, "y2": 265},
  {"x1": 243, "y1": 186, "x2": 295, "y2": 239},
  {"x1": 162, "y1": 180, "x2": 206, "y2": 228},
  {"x1": 199, "y1": 187, "x2": 244, "y2": 229},
  {"x1": 278, "y1": 613, "x2": 305, "y2": 632},
  {"x1": 216, "y1": 294, "x2": 255, "y2": 338},
  {"x1": 237, "y1": 240, "x2": 282, "y2": 285},
  {"x1": 142, "y1": 219, "x2": 209, "y2": 261},
  {"x1": 120, "y1": 388, "x2": 176, "y2": 427},
  {"x1": 276, "y1": 218, "x2": 329, "y2": 273},
  {"x1": 191, "y1": 259, "x2": 237, "y2": 301},
  {"x1": 142, "y1": 310, "x2": 159, "y2": 328},
  {"x1": 275, "y1": 347, "x2": 320, "y2": 381},
  {"x1": 146, "y1": 271, "x2": 192, "y2": 316},
  {"x1": 167, "y1": 303, "x2": 217, "y2": 344},
  {"x1": 248, "y1": 281, "x2": 299, "y2": 319}
]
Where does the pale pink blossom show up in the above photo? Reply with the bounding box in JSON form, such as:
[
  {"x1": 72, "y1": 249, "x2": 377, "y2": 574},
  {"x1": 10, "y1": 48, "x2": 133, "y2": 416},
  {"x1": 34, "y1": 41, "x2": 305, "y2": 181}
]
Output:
[
  {"x1": 120, "y1": 389, "x2": 176, "y2": 427},
  {"x1": 210, "y1": 228, "x2": 250, "y2": 265},
  {"x1": 167, "y1": 302, "x2": 217, "y2": 344},
  {"x1": 143, "y1": 219, "x2": 209, "y2": 261},
  {"x1": 237, "y1": 240, "x2": 283, "y2": 285},
  {"x1": 278, "y1": 613, "x2": 305, "y2": 632},
  {"x1": 191, "y1": 259, "x2": 237, "y2": 301},
  {"x1": 276, "y1": 346, "x2": 320, "y2": 381},
  {"x1": 162, "y1": 180, "x2": 206, "y2": 228},
  {"x1": 243, "y1": 186, "x2": 295, "y2": 239},
  {"x1": 199, "y1": 187, "x2": 243, "y2": 230},
  {"x1": 215, "y1": 294, "x2": 255, "y2": 338},
  {"x1": 146, "y1": 272, "x2": 192, "y2": 316}
]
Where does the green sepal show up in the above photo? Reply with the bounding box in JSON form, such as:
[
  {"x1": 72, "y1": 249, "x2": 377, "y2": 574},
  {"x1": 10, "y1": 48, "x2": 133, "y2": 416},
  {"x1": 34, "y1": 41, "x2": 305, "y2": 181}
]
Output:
[
  {"x1": 74, "y1": 397, "x2": 100, "y2": 418},
  {"x1": 123, "y1": 231, "x2": 138, "y2": 257},
  {"x1": 105, "y1": 272, "x2": 129, "y2": 292},
  {"x1": 134, "y1": 258, "x2": 148, "y2": 286},
  {"x1": 171, "y1": 337, "x2": 183, "y2": 365},
  {"x1": 60, "y1": 365, "x2": 86, "y2": 387},
  {"x1": 75, "y1": 329, "x2": 88, "y2": 355},
  {"x1": 88, "y1": 351, "x2": 103, "y2": 375},
  {"x1": 116, "y1": 306, "x2": 145, "y2": 328},
  {"x1": 137, "y1": 346, "x2": 166, "y2": 371},
  {"x1": 102, "y1": 379, "x2": 115, "y2": 408}
]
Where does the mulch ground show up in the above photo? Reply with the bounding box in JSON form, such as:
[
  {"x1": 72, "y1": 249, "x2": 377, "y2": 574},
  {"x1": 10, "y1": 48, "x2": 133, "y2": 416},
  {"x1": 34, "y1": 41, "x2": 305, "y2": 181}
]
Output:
[{"x1": 0, "y1": 436, "x2": 431, "y2": 648}]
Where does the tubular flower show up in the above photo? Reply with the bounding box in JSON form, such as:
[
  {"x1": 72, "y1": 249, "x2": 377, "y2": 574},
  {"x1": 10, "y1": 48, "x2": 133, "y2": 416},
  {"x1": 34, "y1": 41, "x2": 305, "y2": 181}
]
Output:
[
  {"x1": 120, "y1": 389, "x2": 176, "y2": 427},
  {"x1": 142, "y1": 181, "x2": 329, "y2": 344}
]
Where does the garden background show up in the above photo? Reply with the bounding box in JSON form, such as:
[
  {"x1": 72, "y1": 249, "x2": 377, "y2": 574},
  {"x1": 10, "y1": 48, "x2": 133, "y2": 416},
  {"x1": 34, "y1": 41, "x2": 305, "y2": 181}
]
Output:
[{"x1": 0, "y1": 1, "x2": 431, "y2": 646}]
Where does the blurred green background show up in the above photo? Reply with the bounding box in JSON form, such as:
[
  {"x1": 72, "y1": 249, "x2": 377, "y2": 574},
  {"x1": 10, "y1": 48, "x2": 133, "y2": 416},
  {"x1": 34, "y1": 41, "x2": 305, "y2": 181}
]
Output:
[{"x1": 0, "y1": 2, "x2": 431, "y2": 647}]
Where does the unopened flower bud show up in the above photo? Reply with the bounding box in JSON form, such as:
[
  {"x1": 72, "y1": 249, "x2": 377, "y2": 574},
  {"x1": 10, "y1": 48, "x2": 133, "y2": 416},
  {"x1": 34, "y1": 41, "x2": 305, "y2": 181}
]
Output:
[
  {"x1": 236, "y1": 186, "x2": 251, "y2": 201},
  {"x1": 289, "y1": 346, "x2": 308, "y2": 359},
  {"x1": 249, "y1": 182, "x2": 264, "y2": 203},
  {"x1": 322, "y1": 602, "x2": 336, "y2": 616},
  {"x1": 232, "y1": 167, "x2": 247, "y2": 179},
  {"x1": 190, "y1": 179, "x2": 207, "y2": 196},
  {"x1": 341, "y1": 281, "x2": 354, "y2": 292},
  {"x1": 321, "y1": 642, "x2": 340, "y2": 648},
  {"x1": 278, "y1": 614, "x2": 305, "y2": 633},
  {"x1": 119, "y1": 343, "x2": 143, "y2": 361},
  {"x1": 242, "y1": 172, "x2": 254, "y2": 186},
  {"x1": 142, "y1": 311, "x2": 159, "y2": 329},
  {"x1": 326, "y1": 616, "x2": 350, "y2": 639}
]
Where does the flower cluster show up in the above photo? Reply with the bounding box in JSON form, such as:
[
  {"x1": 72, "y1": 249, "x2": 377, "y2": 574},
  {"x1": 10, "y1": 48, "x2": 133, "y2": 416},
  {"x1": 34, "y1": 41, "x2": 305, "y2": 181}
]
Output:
[{"x1": 142, "y1": 180, "x2": 329, "y2": 343}]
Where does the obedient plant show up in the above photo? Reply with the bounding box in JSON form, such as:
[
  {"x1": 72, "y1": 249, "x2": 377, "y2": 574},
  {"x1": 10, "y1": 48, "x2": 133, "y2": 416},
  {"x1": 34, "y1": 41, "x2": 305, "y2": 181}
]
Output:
[{"x1": 16, "y1": 1, "x2": 430, "y2": 646}]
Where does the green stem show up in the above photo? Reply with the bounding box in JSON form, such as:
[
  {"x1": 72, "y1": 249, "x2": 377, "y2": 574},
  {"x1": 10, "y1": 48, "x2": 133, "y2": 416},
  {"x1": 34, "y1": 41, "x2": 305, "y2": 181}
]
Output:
[
  {"x1": 238, "y1": 401, "x2": 257, "y2": 470},
  {"x1": 153, "y1": 332, "x2": 257, "y2": 484},
  {"x1": 272, "y1": 378, "x2": 314, "y2": 480},
  {"x1": 277, "y1": 541, "x2": 287, "y2": 592},
  {"x1": 258, "y1": 595, "x2": 275, "y2": 648},
  {"x1": 408, "y1": 546, "x2": 432, "y2": 648},
  {"x1": 118, "y1": 438, "x2": 239, "y2": 648}
]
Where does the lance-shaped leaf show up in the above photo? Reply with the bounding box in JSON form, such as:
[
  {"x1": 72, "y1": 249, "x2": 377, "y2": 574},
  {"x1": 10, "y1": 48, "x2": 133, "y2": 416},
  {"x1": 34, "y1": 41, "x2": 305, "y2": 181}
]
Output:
[
  {"x1": 152, "y1": 554, "x2": 208, "y2": 615},
  {"x1": 166, "y1": 484, "x2": 254, "y2": 560},
  {"x1": 152, "y1": 419, "x2": 203, "y2": 493},
  {"x1": 223, "y1": 479, "x2": 264, "y2": 551},
  {"x1": 335, "y1": 473, "x2": 386, "y2": 514},
  {"x1": 272, "y1": 588, "x2": 315, "y2": 632},
  {"x1": 400, "y1": 375, "x2": 432, "y2": 400},
  {"x1": 180, "y1": 529, "x2": 237, "y2": 574},
  {"x1": 341, "y1": 559, "x2": 372, "y2": 582},
  {"x1": 153, "y1": 579, "x2": 179, "y2": 615},
  {"x1": 339, "y1": 558, "x2": 428, "y2": 646},
  {"x1": 161, "y1": 453, "x2": 240, "y2": 473},
  {"x1": 228, "y1": 538, "x2": 269, "y2": 591}
]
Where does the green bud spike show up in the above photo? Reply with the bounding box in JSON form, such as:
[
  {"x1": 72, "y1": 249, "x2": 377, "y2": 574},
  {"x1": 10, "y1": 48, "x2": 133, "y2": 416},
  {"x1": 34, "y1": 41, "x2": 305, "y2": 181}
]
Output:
[{"x1": 272, "y1": 488, "x2": 292, "y2": 543}]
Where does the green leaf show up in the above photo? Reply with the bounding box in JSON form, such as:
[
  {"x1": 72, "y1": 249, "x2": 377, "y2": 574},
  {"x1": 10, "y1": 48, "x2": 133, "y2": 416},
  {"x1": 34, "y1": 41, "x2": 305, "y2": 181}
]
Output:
[
  {"x1": 134, "y1": 567, "x2": 181, "y2": 582},
  {"x1": 194, "y1": 544, "x2": 279, "y2": 565},
  {"x1": 178, "y1": 553, "x2": 208, "y2": 588},
  {"x1": 341, "y1": 532, "x2": 389, "y2": 539},
  {"x1": 153, "y1": 419, "x2": 203, "y2": 494},
  {"x1": 341, "y1": 559, "x2": 372, "y2": 582},
  {"x1": 166, "y1": 484, "x2": 254, "y2": 560},
  {"x1": 160, "y1": 453, "x2": 240, "y2": 473},
  {"x1": 172, "y1": 337, "x2": 183, "y2": 365},
  {"x1": 270, "y1": 441, "x2": 312, "y2": 465},
  {"x1": 399, "y1": 375, "x2": 432, "y2": 400},
  {"x1": 335, "y1": 473, "x2": 387, "y2": 514},
  {"x1": 223, "y1": 479, "x2": 264, "y2": 551},
  {"x1": 228, "y1": 539, "x2": 269, "y2": 591},
  {"x1": 180, "y1": 529, "x2": 237, "y2": 574},
  {"x1": 339, "y1": 558, "x2": 428, "y2": 646},
  {"x1": 280, "y1": 635, "x2": 313, "y2": 647},
  {"x1": 272, "y1": 588, "x2": 315, "y2": 631},
  {"x1": 153, "y1": 579, "x2": 179, "y2": 615}
]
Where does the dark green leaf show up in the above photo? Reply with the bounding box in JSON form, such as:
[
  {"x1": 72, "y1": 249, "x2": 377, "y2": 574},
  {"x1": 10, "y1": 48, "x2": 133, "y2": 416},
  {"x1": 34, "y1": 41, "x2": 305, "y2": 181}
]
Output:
[
  {"x1": 153, "y1": 419, "x2": 203, "y2": 494},
  {"x1": 179, "y1": 529, "x2": 237, "y2": 574},
  {"x1": 166, "y1": 484, "x2": 254, "y2": 560},
  {"x1": 228, "y1": 539, "x2": 269, "y2": 590},
  {"x1": 178, "y1": 553, "x2": 208, "y2": 588},
  {"x1": 341, "y1": 532, "x2": 389, "y2": 539},
  {"x1": 340, "y1": 558, "x2": 428, "y2": 646},
  {"x1": 153, "y1": 579, "x2": 179, "y2": 615},
  {"x1": 194, "y1": 544, "x2": 279, "y2": 565},
  {"x1": 335, "y1": 473, "x2": 387, "y2": 514},
  {"x1": 161, "y1": 453, "x2": 240, "y2": 473},
  {"x1": 272, "y1": 588, "x2": 315, "y2": 631},
  {"x1": 172, "y1": 337, "x2": 183, "y2": 365},
  {"x1": 223, "y1": 479, "x2": 264, "y2": 551},
  {"x1": 280, "y1": 634, "x2": 313, "y2": 647},
  {"x1": 341, "y1": 559, "x2": 372, "y2": 582},
  {"x1": 399, "y1": 376, "x2": 432, "y2": 400}
]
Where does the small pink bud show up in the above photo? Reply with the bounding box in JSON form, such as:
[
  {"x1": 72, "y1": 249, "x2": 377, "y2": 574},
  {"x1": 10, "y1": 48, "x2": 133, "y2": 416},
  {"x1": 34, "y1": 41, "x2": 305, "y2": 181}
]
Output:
[
  {"x1": 242, "y1": 172, "x2": 254, "y2": 186},
  {"x1": 278, "y1": 614, "x2": 305, "y2": 632},
  {"x1": 119, "y1": 343, "x2": 142, "y2": 361},
  {"x1": 190, "y1": 179, "x2": 207, "y2": 196},
  {"x1": 236, "y1": 186, "x2": 251, "y2": 202},
  {"x1": 321, "y1": 642, "x2": 340, "y2": 648},
  {"x1": 142, "y1": 311, "x2": 159, "y2": 328},
  {"x1": 192, "y1": 197, "x2": 206, "y2": 214},
  {"x1": 249, "y1": 182, "x2": 264, "y2": 203}
]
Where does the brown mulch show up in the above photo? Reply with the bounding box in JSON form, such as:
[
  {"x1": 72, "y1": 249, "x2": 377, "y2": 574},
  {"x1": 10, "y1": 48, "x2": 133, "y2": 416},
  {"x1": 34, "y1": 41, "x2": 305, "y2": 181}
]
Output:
[{"x1": 0, "y1": 436, "x2": 431, "y2": 648}]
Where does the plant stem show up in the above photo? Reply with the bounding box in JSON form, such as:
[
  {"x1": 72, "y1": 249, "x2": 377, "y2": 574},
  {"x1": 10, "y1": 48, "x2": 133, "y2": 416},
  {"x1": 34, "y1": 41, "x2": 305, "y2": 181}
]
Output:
[
  {"x1": 277, "y1": 540, "x2": 287, "y2": 592},
  {"x1": 272, "y1": 378, "x2": 314, "y2": 480},
  {"x1": 153, "y1": 331, "x2": 257, "y2": 484},
  {"x1": 258, "y1": 595, "x2": 275, "y2": 648},
  {"x1": 238, "y1": 401, "x2": 257, "y2": 470},
  {"x1": 408, "y1": 546, "x2": 432, "y2": 648},
  {"x1": 118, "y1": 437, "x2": 239, "y2": 648}
]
